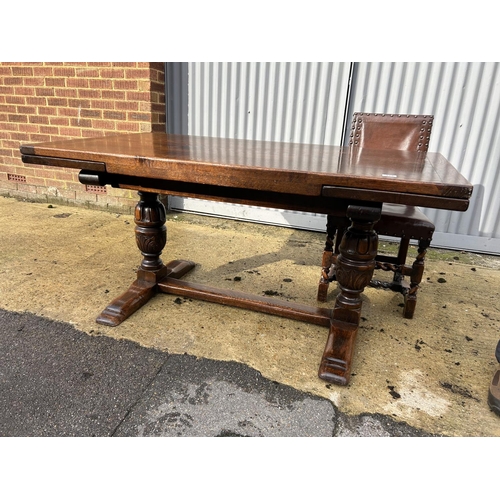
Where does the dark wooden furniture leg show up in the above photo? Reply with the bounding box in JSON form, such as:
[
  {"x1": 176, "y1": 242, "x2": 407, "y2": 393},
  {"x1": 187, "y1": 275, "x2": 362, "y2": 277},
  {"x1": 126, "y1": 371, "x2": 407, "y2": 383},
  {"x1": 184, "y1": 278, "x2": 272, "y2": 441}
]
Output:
[
  {"x1": 318, "y1": 205, "x2": 381, "y2": 385},
  {"x1": 97, "y1": 191, "x2": 195, "y2": 326},
  {"x1": 317, "y1": 215, "x2": 338, "y2": 302},
  {"x1": 369, "y1": 235, "x2": 431, "y2": 320},
  {"x1": 403, "y1": 237, "x2": 430, "y2": 319}
]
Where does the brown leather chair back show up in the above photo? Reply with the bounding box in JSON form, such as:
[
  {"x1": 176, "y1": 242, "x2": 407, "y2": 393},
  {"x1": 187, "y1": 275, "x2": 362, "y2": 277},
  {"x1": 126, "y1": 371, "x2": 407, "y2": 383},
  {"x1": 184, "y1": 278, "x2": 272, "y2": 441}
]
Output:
[{"x1": 349, "y1": 113, "x2": 434, "y2": 152}]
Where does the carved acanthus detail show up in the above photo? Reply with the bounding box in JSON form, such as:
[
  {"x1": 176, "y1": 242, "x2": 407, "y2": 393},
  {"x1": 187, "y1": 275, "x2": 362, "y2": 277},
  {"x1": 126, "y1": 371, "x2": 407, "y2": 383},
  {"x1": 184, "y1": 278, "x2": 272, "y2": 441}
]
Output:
[{"x1": 134, "y1": 191, "x2": 167, "y2": 272}]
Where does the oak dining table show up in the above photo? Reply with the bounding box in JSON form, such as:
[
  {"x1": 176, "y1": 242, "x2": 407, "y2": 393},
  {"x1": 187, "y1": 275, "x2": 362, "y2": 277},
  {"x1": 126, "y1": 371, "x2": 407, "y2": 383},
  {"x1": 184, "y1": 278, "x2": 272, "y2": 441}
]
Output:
[{"x1": 20, "y1": 132, "x2": 473, "y2": 386}]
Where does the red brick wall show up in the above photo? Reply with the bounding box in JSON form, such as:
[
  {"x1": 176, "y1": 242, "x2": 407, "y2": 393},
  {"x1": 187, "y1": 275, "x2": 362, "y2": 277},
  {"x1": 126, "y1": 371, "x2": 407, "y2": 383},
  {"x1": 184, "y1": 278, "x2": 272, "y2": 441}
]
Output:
[{"x1": 0, "y1": 62, "x2": 166, "y2": 213}]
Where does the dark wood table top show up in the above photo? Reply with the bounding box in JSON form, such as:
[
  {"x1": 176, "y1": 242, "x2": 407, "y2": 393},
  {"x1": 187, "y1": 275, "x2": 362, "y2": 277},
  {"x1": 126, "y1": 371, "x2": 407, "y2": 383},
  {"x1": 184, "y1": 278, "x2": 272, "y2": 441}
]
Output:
[{"x1": 21, "y1": 132, "x2": 473, "y2": 210}]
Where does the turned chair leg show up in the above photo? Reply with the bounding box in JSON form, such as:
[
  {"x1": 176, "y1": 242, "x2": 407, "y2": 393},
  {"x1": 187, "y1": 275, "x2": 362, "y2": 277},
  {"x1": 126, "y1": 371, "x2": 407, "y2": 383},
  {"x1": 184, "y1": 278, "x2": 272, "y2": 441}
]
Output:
[
  {"x1": 318, "y1": 215, "x2": 338, "y2": 302},
  {"x1": 403, "y1": 238, "x2": 431, "y2": 319},
  {"x1": 393, "y1": 237, "x2": 410, "y2": 284}
]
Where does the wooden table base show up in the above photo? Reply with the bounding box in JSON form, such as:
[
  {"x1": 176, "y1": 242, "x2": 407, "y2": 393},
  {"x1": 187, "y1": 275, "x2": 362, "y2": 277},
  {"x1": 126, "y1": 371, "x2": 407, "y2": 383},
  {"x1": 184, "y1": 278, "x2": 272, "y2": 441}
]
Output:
[
  {"x1": 96, "y1": 260, "x2": 195, "y2": 327},
  {"x1": 96, "y1": 191, "x2": 381, "y2": 386}
]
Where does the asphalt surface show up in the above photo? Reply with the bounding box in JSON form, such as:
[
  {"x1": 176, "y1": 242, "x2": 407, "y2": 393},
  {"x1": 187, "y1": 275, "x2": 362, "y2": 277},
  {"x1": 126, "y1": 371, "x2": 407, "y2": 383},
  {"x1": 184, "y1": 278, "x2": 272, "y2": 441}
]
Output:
[{"x1": 0, "y1": 307, "x2": 434, "y2": 437}]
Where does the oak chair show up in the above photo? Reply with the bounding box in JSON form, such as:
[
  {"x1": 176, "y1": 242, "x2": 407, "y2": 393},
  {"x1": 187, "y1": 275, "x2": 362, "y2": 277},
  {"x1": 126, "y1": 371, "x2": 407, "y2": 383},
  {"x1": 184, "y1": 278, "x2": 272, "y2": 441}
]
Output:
[{"x1": 317, "y1": 112, "x2": 435, "y2": 319}]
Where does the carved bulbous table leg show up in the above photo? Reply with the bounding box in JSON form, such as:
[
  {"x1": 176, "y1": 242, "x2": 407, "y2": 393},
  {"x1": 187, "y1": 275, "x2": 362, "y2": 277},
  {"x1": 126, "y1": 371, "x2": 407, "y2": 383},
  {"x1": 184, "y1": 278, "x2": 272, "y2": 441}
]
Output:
[
  {"x1": 97, "y1": 191, "x2": 194, "y2": 326},
  {"x1": 318, "y1": 205, "x2": 381, "y2": 385},
  {"x1": 134, "y1": 191, "x2": 168, "y2": 280}
]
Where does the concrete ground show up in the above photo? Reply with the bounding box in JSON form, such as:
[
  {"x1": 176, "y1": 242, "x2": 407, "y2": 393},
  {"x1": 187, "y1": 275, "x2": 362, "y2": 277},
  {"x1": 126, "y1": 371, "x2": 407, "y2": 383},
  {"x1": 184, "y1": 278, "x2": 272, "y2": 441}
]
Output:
[{"x1": 1, "y1": 195, "x2": 499, "y2": 437}]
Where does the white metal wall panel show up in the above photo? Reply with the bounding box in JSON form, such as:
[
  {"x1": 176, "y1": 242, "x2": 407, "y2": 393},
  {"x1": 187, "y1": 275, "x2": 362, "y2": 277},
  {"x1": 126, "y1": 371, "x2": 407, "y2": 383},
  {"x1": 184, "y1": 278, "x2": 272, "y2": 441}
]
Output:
[
  {"x1": 188, "y1": 62, "x2": 350, "y2": 145},
  {"x1": 169, "y1": 62, "x2": 351, "y2": 230},
  {"x1": 346, "y1": 62, "x2": 500, "y2": 254}
]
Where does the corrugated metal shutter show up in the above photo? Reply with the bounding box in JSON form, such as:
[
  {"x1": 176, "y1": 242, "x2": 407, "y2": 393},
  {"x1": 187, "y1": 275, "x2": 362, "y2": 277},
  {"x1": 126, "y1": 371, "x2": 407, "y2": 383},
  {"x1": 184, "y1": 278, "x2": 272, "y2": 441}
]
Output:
[
  {"x1": 187, "y1": 62, "x2": 350, "y2": 144},
  {"x1": 346, "y1": 62, "x2": 500, "y2": 254},
  {"x1": 166, "y1": 62, "x2": 352, "y2": 230}
]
